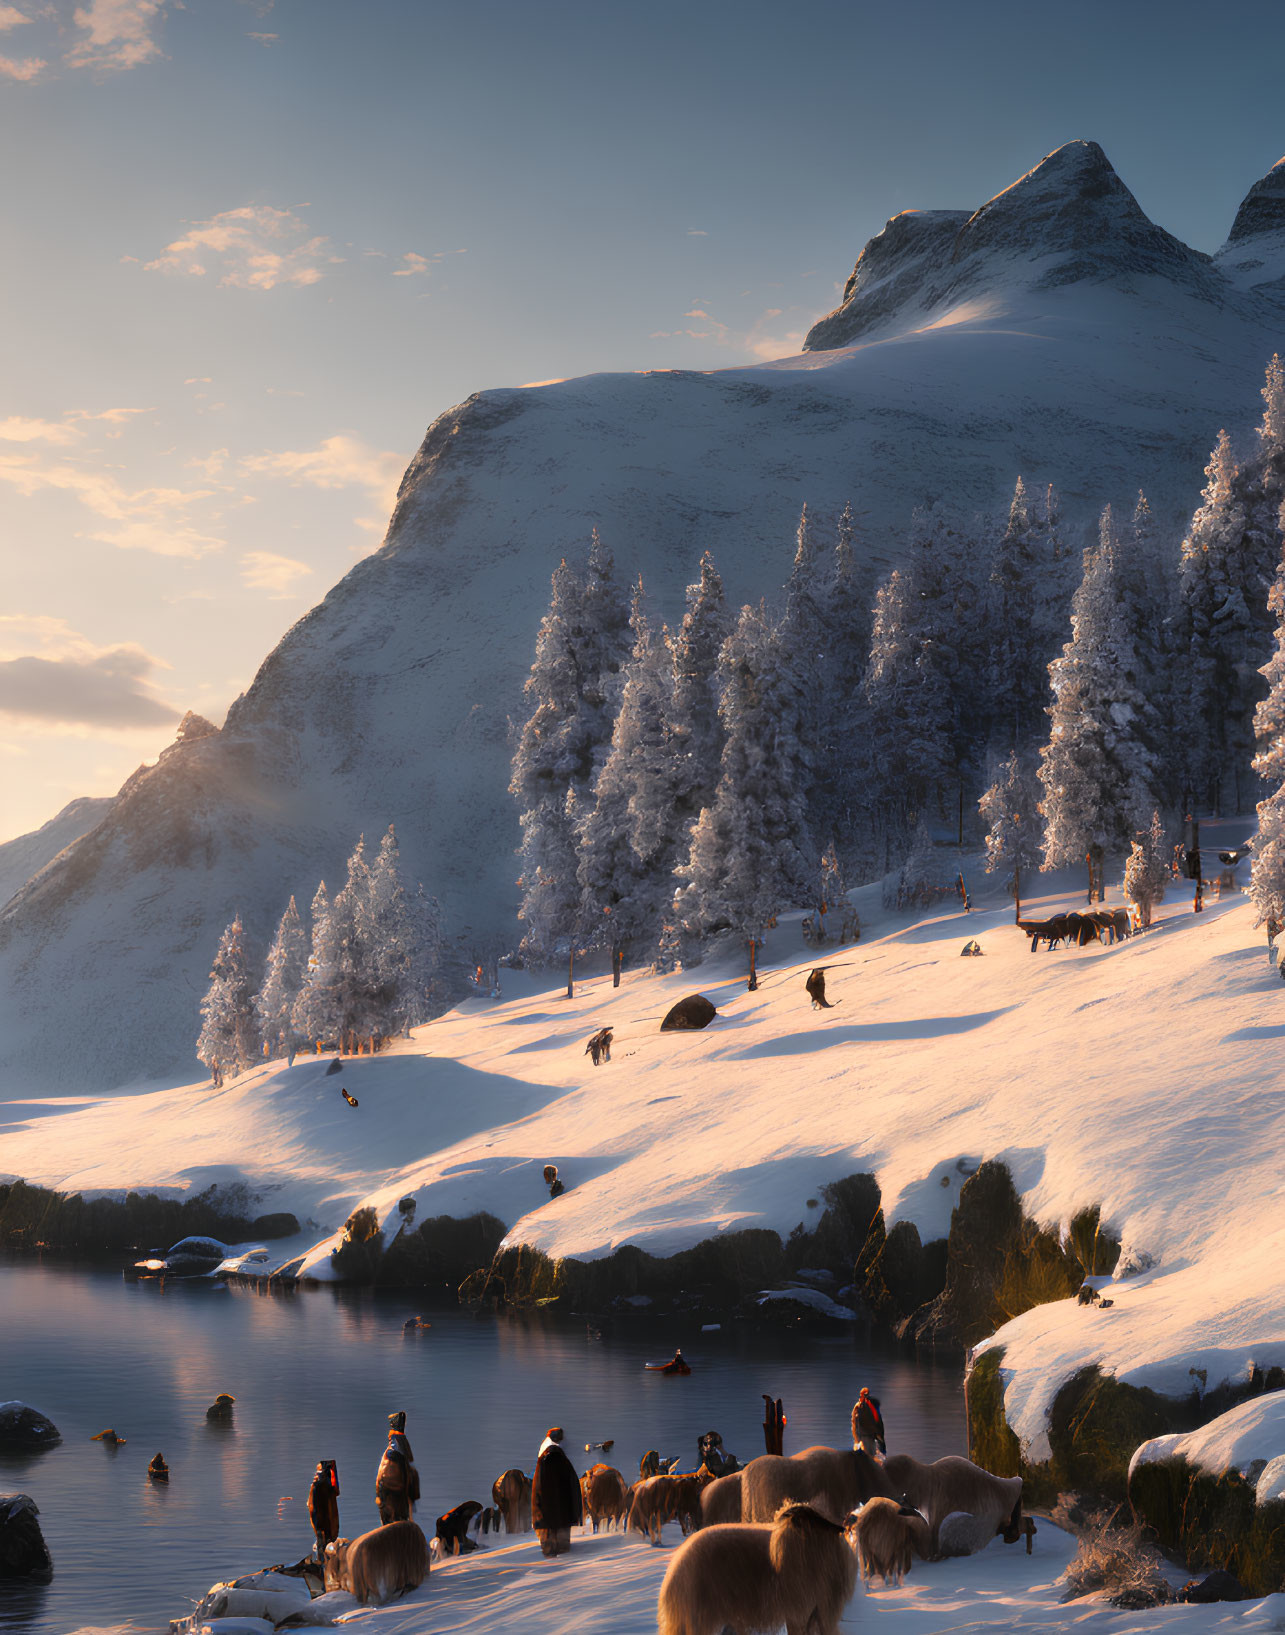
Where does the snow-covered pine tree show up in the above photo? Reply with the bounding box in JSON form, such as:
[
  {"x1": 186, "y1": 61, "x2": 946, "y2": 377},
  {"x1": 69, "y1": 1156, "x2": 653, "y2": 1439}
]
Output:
[
  {"x1": 1124, "y1": 809, "x2": 1168, "y2": 928},
  {"x1": 291, "y1": 881, "x2": 334, "y2": 1050},
  {"x1": 987, "y1": 477, "x2": 1051, "y2": 756},
  {"x1": 1249, "y1": 498, "x2": 1285, "y2": 929},
  {"x1": 861, "y1": 567, "x2": 922, "y2": 855},
  {"x1": 510, "y1": 534, "x2": 632, "y2": 961},
  {"x1": 1039, "y1": 515, "x2": 1157, "y2": 900},
  {"x1": 196, "y1": 914, "x2": 260, "y2": 1082},
  {"x1": 362, "y1": 825, "x2": 416, "y2": 1036},
  {"x1": 256, "y1": 895, "x2": 307, "y2": 1062},
  {"x1": 292, "y1": 839, "x2": 376, "y2": 1051},
  {"x1": 978, "y1": 751, "x2": 1043, "y2": 921},
  {"x1": 405, "y1": 883, "x2": 444, "y2": 1018},
  {"x1": 815, "y1": 501, "x2": 874, "y2": 854},
  {"x1": 893, "y1": 818, "x2": 939, "y2": 910},
  {"x1": 668, "y1": 550, "x2": 731, "y2": 833},
  {"x1": 577, "y1": 579, "x2": 676, "y2": 980},
  {"x1": 674, "y1": 601, "x2": 815, "y2": 973}
]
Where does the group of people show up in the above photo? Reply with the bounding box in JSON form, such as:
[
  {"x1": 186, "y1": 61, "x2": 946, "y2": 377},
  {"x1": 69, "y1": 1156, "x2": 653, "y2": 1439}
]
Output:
[{"x1": 341, "y1": 1386, "x2": 887, "y2": 1565}]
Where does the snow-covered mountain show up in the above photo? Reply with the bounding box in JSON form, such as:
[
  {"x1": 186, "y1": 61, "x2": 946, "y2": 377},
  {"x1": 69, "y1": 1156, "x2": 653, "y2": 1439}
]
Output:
[
  {"x1": 0, "y1": 795, "x2": 113, "y2": 912},
  {"x1": 4, "y1": 140, "x2": 1285, "y2": 1096}
]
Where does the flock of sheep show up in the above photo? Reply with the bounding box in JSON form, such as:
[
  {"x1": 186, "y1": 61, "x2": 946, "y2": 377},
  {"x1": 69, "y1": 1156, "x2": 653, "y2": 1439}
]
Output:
[{"x1": 253, "y1": 1403, "x2": 1029, "y2": 1635}]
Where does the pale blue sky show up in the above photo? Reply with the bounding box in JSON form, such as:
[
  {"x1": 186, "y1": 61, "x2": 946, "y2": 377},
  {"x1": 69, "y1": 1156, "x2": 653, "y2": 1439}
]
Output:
[{"x1": 2, "y1": 0, "x2": 1284, "y2": 839}]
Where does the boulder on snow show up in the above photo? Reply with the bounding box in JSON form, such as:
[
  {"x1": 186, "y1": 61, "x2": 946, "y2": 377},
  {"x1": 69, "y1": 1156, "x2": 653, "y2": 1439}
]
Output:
[
  {"x1": 0, "y1": 1403, "x2": 60, "y2": 1452},
  {"x1": 0, "y1": 1493, "x2": 53, "y2": 1580},
  {"x1": 660, "y1": 994, "x2": 718, "y2": 1031},
  {"x1": 163, "y1": 1236, "x2": 229, "y2": 1275},
  {"x1": 1179, "y1": 1568, "x2": 1246, "y2": 1603}
]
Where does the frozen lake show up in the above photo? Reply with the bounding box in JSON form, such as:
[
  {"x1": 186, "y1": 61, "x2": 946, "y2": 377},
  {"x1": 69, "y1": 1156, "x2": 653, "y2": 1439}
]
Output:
[{"x1": 0, "y1": 1258, "x2": 966, "y2": 1633}]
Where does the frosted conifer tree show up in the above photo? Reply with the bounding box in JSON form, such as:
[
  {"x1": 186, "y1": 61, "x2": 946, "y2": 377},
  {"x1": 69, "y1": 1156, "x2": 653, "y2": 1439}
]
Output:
[
  {"x1": 1124, "y1": 809, "x2": 1168, "y2": 928},
  {"x1": 197, "y1": 914, "x2": 260, "y2": 1082},
  {"x1": 987, "y1": 477, "x2": 1052, "y2": 755},
  {"x1": 292, "y1": 840, "x2": 375, "y2": 1050},
  {"x1": 256, "y1": 895, "x2": 307, "y2": 1062},
  {"x1": 362, "y1": 825, "x2": 416, "y2": 1035},
  {"x1": 1249, "y1": 499, "x2": 1285, "y2": 928},
  {"x1": 669, "y1": 550, "x2": 731, "y2": 831},
  {"x1": 578, "y1": 580, "x2": 676, "y2": 979},
  {"x1": 405, "y1": 884, "x2": 444, "y2": 1017},
  {"x1": 979, "y1": 751, "x2": 1043, "y2": 921},
  {"x1": 893, "y1": 819, "x2": 938, "y2": 910},
  {"x1": 816, "y1": 502, "x2": 874, "y2": 852},
  {"x1": 510, "y1": 534, "x2": 631, "y2": 960},
  {"x1": 1039, "y1": 521, "x2": 1156, "y2": 899},
  {"x1": 675, "y1": 602, "x2": 814, "y2": 969},
  {"x1": 291, "y1": 881, "x2": 333, "y2": 1049}
]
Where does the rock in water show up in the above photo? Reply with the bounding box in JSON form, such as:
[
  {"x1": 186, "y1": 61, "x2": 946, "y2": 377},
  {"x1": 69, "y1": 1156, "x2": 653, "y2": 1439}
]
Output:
[
  {"x1": 0, "y1": 1403, "x2": 60, "y2": 1452},
  {"x1": 0, "y1": 1494, "x2": 53, "y2": 1580},
  {"x1": 660, "y1": 995, "x2": 718, "y2": 1031}
]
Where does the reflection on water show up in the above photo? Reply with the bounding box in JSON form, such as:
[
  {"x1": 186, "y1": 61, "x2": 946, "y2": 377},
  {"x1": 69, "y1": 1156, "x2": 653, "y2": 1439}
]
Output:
[{"x1": 0, "y1": 1257, "x2": 965, "y2": 1634}]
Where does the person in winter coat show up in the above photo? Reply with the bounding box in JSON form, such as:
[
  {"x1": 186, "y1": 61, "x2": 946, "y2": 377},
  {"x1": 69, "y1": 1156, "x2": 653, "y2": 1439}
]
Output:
[
  {"x1": 375, "y1": 1410, "x2": 421, "y2": 1523},
  {"x1": 531, "y1": 1426, "x2": 582, "y2": 1556},
  {"x1": 852, "y1": 1386, "x2": 886, "y2": 1458}
]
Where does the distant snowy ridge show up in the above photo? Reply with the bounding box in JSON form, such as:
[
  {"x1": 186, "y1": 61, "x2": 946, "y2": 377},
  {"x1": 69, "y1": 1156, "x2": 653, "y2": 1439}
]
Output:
[{"x1": 5, "y1": 140, "x2": 1285, "y2": 1096}]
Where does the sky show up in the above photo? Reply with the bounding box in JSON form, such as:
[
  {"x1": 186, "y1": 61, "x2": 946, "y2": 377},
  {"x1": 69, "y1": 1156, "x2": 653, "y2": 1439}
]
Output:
[{"x1": 2, "y1": 0, "x2": 1285, "y2": 844}]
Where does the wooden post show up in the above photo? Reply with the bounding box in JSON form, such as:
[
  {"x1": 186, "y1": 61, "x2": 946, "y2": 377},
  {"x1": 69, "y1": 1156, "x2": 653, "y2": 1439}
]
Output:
[
  {"x1": 1013, "y1": 863, "x2": 1021, "y2": 925},
  {"x1": 747, "y1": 939, "x2": 758, "y2": 991},
  {"x1": 612, "y1": 944, "x2": 623, "y2": 988},
  {"x1": 566, "y1": 946, "x2": 575, "y2": 999}
]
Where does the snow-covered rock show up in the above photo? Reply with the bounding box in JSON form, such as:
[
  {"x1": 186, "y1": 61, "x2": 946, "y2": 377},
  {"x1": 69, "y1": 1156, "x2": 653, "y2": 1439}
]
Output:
[
  {"x1": 1130, "y1": 1390, "x2": 1285, "y2": 1506},
  {"x1": 4, "y1": 142, "x2": 1285, "y2": 1098}
]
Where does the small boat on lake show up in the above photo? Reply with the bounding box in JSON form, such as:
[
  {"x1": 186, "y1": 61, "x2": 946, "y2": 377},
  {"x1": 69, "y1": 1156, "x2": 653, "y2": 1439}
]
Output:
[{"x1": 645, "y1": 1350, "x2": 691, "y2": 1375}]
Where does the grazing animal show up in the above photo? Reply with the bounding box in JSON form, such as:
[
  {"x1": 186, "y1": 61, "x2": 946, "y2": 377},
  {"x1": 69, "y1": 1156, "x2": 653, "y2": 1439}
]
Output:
[
  {"x1": 1111, "y1": 907, "x2": 1131, "y2": 942},
  {"x1": 656, "y1": 1500, "x2": 857, "y2": 1635},
  {"x1": 699, "y1": 1471, "x2": 743, "y2": 1526},
  {"x1": 1077, "y1": 1283, "x2": 1102, "y2": 1306},
  {"x1": 629, "y1": 1471, "x2": 711, "y2": 1544},
  {"x1": 585, "y1": 1026, "x2": 613, "y2": 1065},
  {"x1": 324, "y1": 1520, "x2": 429, "y2": 1606},
  {"x1": 307, "y1": 1460, "x2": 340, "y2": 1555},
  {"x1": 341, "y1": 1088, "x2": 359, "y2": 1107},
  {"x1": 742, "y1": 1446, "x2": 892, "y2": 1524},
  {"x1": 435, "y1": 1500, "x2": 483, "y2": 1555},
  {"x1": 490, "y1": 1467, "x2": 532, "y2": 1533},
  {"x1": 1017, "y1": 917, "x2": 1066, "y2": 952},
  {"x1": 851, "y1": 1496, "x2": 930, "y2": 1585},
  {"x1": 205, "y1": 1394, "x2": 236, "y2": 1422},
  {"x1": 147, "y1": 1453, "x2": 169, "y2": 1482},
  {"x1": 91, "y1": 1428, "x2": 126, "y2": 1445},
  {"x1": 881, "y1": 1454, "x2": 1022, "y2": 1553},
  {"x1": 580, "y1": 1464, "x2": 631, "y2": 1532}
]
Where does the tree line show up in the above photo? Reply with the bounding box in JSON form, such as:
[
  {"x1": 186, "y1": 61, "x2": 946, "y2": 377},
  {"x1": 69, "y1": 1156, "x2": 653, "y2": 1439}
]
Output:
[
  {"x1": 510, "y1": 354, "x2": 1285, "y2": 973},
  {"x1": 196, "y1": 826, "x2": 443, "y2": 1081}
]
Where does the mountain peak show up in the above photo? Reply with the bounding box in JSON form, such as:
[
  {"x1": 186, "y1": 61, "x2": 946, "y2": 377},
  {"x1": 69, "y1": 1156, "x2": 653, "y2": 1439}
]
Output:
[
  {"x1": 805, "y1": 141, "x2": 1220, "y2": 351},
  {"x1": 1225, "y1": 156, "x2": 1285, "y2": 244}
]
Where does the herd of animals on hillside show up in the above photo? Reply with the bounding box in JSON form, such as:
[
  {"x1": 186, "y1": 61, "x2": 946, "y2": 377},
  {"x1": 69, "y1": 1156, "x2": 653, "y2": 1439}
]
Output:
[{"x1": 169, "y1": 1390, "x2": 1035, "y2": 1631}]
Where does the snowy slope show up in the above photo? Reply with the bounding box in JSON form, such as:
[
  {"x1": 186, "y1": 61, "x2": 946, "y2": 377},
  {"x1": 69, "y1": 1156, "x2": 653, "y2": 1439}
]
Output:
[
  {"x1": 6, "y1": 841, "x2": 1284, "y2": 1478},
  {"x1": 5, "y1": 142, "x2": 1285, "y2": 1098},
  {"x1": 1131, "y1": 1391, "x2": 1285, "y2": 1506},
  {"x1": 0, "y1": 794, "x2": 112, "y2": 910}
]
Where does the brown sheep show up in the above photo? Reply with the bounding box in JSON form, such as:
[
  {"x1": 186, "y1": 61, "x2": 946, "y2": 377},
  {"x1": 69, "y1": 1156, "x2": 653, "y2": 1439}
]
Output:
[
  {"x1": 741, "y1": 1445, "x2": 892, "y2": 1524},
  {"x1": 580, "y1": 1463, "x2": 631, "y2": 1532},
  {"x1": 882, "y1": 1453, "x2": 1022, "y2": 1553},
  {"x1": 323, "y1": 1520, "x2": 429, "y2": 1606},
  {"x1": 490, "y1": 1467, "x2": 532, "y2": 1534},
  {"x1": 699, "y1": 1470, "x2": 743, "y2": 1526},
  {"x1": 657, "y1": 1501, "x2": 857, "y2": 1635},
  {"x1": 628, "y1": 1471, "x2": 710, "y2": 1545},
  {"x1": 851, "y1": 1496, "x2": 930, "y2": 1585}
]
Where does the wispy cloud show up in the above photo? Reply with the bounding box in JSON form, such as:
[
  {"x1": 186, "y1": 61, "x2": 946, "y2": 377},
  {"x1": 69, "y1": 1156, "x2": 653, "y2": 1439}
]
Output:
[
  {"x1": 142, "y1": 204, "x2": 341, "y2": 291},
  {"x1": 687, "y1": 229, "x2": 708, "y2": 237},
  {"x1": 652, "y1": 301, "x2": 815, "y2": 361},
  {"x1": 240, "y1": 432, "x2": 406, "y2": 535},
  {"x1": 66, "y1": 0, "x2": 168, "y2": 72},
  {"x1": 393, "y1": 252, "x2": 431, "y2": 278},
  {"x1": 0, "y1": 51, "x2": 44, "y2": 78},
  {"x1": 247, "y1": 31, "x2": 276, "y2": 45},
  {"x1": 0, "y1": 416, "x2": 82, "y2": 445},
  {"x1": 240, "y1": 550, "x2": 312, "y2": 597},
  {"x1": 0, "y1": 450, "x2": 222, "y2": 557},
  {"x1": 0, "y1": 615, "x2": 178, "y2": 729},
  {"x1": 0, "y1": 4, "x2": 33, "y2": 30}
]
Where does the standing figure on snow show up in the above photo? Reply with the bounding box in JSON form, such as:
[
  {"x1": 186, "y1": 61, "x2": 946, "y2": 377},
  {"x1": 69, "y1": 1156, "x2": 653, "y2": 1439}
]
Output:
[
  {"x1": 375, "y1": 1411, "x2": 420, "y2": 1523},
  {"x1": 805, "y1": 968, "x2": 839, "y2": 1008},
  {"x1": 531, "y1": 1426, "x2": 582, "y2": 1557},
  {"x1": 852, "y1": 1387, "x2": 886, "y2": 1458}
]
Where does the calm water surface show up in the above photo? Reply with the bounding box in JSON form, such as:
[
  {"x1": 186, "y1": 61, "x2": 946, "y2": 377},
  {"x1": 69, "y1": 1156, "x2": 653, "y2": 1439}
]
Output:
[{"x1": 1, "y1": 1259, "x2": 965, "y2": 1633}]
